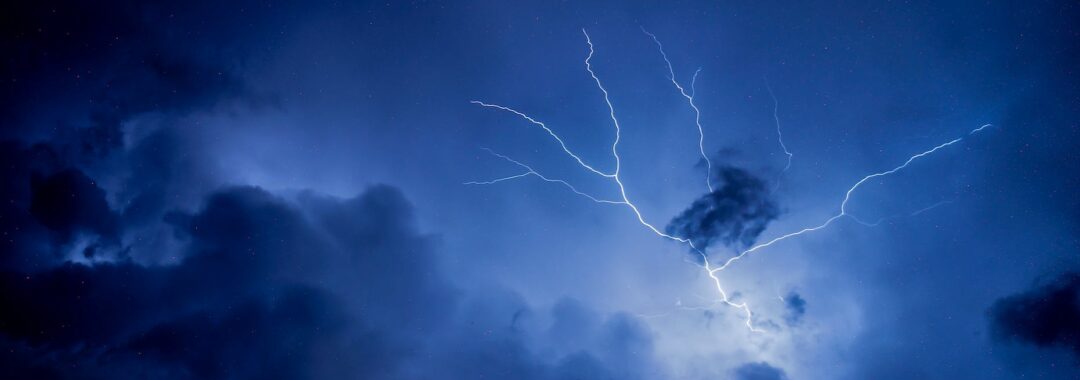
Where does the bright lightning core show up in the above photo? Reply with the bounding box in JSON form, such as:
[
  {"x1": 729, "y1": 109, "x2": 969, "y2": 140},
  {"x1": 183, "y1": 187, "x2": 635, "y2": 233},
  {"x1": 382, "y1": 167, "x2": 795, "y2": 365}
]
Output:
[{"x1": 466, "y1": 29, "x2": 993, "y2": 332}]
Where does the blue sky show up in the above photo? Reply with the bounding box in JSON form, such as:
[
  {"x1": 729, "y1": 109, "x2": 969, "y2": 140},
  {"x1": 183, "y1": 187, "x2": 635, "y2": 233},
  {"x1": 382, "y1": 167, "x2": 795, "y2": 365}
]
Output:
[{"x1": 2, "y1": 1, "x2": 1078, "y2": 379}]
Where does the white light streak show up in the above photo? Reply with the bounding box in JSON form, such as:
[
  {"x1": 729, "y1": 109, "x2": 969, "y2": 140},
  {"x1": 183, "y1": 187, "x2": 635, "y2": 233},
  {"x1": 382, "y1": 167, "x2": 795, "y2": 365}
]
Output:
[
  {"x1": 466, "y1": 28, "x2": 992, "y2": 332},
  {"x1": 849, "y1": 200, "x2": 954, "y2": 227},
  {"x1": 711, "y1": 124, "x2": 992, "y2": 273},
  {"x1": 641, "y1": 27, "x2": 714, "y2": 193},
  {"x1": 765, "y1": 78, "x2": 794, "y2": 193}
]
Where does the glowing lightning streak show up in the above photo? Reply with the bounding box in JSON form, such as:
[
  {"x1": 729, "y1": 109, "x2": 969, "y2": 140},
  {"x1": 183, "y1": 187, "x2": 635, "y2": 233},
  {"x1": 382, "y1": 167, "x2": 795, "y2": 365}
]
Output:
[
  {"x1": 469, "y1": 101, "x2": 613, "y2": 178},
  {"x1": 585, "y1": 30, "x2": 759, "y2": 331},
  {"x1": 641, "y1": 27, "x2": 713, "y2": 193},
  {"x1": 710, "y1": 124, "x2": 993, "y2": 274},
  {"x1": 466, "y1": 28, "x2": 992, "y2": 332},
  {"x1": 468, "y1": 29, "x2": 760, "y2": 331},
  {"x1": 465, "y1": 148, "x2": 624, "y2": 204},
  {"x1": 849, "y1": 200, "x2": 954, "y2": 227},
  {"x1": 764, "y1": 78, "x2": 794, "y2": 193}
]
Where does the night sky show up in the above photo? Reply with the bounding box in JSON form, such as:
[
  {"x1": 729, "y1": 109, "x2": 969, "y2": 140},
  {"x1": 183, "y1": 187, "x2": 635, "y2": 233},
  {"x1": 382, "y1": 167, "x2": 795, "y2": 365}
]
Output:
[{"x1": 2, "y1": 1, "x2": 1079, "y2": 379}]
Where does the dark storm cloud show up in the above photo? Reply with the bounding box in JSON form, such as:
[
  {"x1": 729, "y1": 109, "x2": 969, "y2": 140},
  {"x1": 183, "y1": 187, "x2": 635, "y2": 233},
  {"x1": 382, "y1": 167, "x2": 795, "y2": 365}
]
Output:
[
  {"x1": 0, "y1": 3, "x2": 667, "y2": 377},
  {"x1": 783, "y1": 292, "x2": 806, "y2": 326},
  {"x1": 0, "y1": 143, "x2": 62, "y2": 269},
  {"x1": 732, "y1": 361, "x2": 789, "y2": 380},
  {"x1": 121, "y1": 286, "x2": 372, "y2": 380},
  {"x1": 0, "y1": 187, "x2": 371, "y2": 350},
  {"x1": 988, "y1": 272, "x2": 1080, "y2": 359},
  {"x1": 0, "y1": 0, "x2": 285, "y2": 269},
  {"x1": 0, "y1": 183, "x2": 664, "y2": 378},
  {"x1": 666, "y1": 166, "x2": 780, "y2": 255},
  {"x1": 29, "y1": 169, "x2": 120, "y2": 243}
]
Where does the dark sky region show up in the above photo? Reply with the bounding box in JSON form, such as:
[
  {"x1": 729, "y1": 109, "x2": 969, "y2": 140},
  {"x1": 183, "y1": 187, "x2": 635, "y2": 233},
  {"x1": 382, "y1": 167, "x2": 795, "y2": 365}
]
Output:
[{"x1": 1, "y1": 1, "x2": 1078, "y2": 379}]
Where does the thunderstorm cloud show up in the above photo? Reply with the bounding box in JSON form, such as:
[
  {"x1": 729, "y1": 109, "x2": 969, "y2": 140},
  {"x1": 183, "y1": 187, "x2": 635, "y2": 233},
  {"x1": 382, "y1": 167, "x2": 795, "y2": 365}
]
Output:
[
  {"x1": 989, "y1": 272, "x2": 1080, "y2": 359},
  {"x1": 783, "y1": 291, "x2": 807, "y2": 326},
  {"x1": 666, "y1": 166, "x2": 780, "y2": 255},
  {"x1": 3, "y1": 0, "x2": 1079, "y2": 378},
  {"x1": 0, "y1": 2, "x2": 664, "y2": 378}
]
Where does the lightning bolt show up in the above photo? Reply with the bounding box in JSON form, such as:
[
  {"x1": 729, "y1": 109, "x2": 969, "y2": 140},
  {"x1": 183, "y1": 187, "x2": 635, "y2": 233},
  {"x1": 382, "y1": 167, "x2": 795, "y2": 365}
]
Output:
[
  {"x1": 710, "y1": 125, "x2": 992, "y2": 274},
  {"x1": 641, "y1": 26, "x2": 794, "y2": 195},
  {"x1": 641, "y1": 27, "x2": 713, "y2": 193},
  {"x1": 764, "y1": 78, "x2": 794, "y2": 193},
  {"x1": 465, "y1": 147, "x2": 624, "y2": 204},
  {"x1": 466, "y1": 28, "x2": 992, "y2": 332},
  {"x1": 849, "y1": 200, "x2": 954, "y2": 227}
]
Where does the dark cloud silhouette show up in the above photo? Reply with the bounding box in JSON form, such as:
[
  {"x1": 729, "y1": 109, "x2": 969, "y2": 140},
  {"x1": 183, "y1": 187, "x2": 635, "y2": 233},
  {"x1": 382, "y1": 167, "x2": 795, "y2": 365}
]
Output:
[
  {"x1": 121, "y1": 286, "x2": 387, "y2": 380},
  {"x1": 732, "y1": 361, "x2": 789, "y2": 380},
  {"x1": 0, "y1": 183, "x2": 665, "y2": 378},
  {"x1": 0, "y1": 2, "x2": 667, "y2": 377},
  {"x1": 0, "y1": 0, "x2": 281, "y2": 270},
  {"x1": 666, "y1": 166, "x2": 780, "y2": 256},
  {"x1": 0, "y1": 143, "x2": 69, "y2": 270},
  {"x1": 989, "y1": 272, "x2": 1080, "y2": 360},
  {"x1": 29, "y1": 169, "x2": 120, "y2": 243},
  {"x1": 784, "y1": 292, "x2": 807, "y2": 326}
]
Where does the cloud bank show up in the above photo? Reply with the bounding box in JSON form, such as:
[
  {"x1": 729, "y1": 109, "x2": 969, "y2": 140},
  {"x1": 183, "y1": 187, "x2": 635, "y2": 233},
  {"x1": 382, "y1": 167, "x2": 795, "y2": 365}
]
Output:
[{"x1": 0, "y1": 2, "x2": 664, "y2": 378}]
